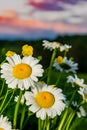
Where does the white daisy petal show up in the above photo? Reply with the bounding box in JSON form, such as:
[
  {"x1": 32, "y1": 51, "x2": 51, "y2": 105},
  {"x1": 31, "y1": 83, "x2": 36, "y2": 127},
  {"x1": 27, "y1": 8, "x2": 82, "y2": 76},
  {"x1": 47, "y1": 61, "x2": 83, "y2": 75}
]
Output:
[
  {"x1": 23, "y1": 79, "x2": 30, "y2": 90},
  {"x1": 24, "y1": 83, "x2": 66, "y2": 120},
  {"x1": 46, "y1": 108, "x2": 52, "y2": 117},
  {"x1": 51, "y1": 108, "x2": 57, "y2": 118},
  {"x1": 36, "y1": 109, "x2": 46, "y2": 120},
  {"x1": 1, "y1": 63, "x2": 12, "y2": 70},
  {"x1": 6, "y1": 77, "x2": 15, "y2": 84},
  {"x1": 40, "y1": 109, "x2": 46, "y2": 120},
  {"x1": 8, "y1": 79, "x2": 18, "y2": 89},
  {"x1": 1, "y1": 54, "x2": 44, "y2": 90},
  {"x1": 6, "y1": 57, "x2": 15, "y2": 66},
  {"x1": 30, "y1": 75, "x2": 38, "y2": 82},
  {"x1": 53, "y1": 57, "x2": 78, "y2": 73},
  {"x1": 11, "y1": 54, "x2": 21, "y2": 65},
  {"x1": 29, "y1": 104, "x2": 40, "y2": 113},
  {"x1": 18, "y1": 80, "x2": 24, "y2": 90},
  {"x1": 67, "y1": 74, "x2": 87, "y2": 88},
  {"x1": 42, "y1": 40, "x2": 61, "y2": 51},
  {"x1": 0, "y1": 115, "x2": 12, "y2": 130}
]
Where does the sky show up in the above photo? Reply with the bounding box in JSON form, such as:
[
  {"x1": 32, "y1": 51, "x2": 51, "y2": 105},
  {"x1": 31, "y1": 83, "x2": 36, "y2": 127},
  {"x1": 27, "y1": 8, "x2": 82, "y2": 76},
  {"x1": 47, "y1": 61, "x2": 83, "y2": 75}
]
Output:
[{"x1": 0, "y1": 0, "x2": 87, "y2": 40}]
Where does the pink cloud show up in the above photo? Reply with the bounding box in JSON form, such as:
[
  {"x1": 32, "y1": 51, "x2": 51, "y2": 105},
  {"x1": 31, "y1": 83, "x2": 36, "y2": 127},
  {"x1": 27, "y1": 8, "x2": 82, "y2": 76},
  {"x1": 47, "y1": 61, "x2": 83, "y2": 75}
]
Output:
[
  {"x1": 0, "y1": 9, "x2": 17, "y2": 18},
  {"x1": 0, "y1": 14, "x2": 86, "y2": 34}
]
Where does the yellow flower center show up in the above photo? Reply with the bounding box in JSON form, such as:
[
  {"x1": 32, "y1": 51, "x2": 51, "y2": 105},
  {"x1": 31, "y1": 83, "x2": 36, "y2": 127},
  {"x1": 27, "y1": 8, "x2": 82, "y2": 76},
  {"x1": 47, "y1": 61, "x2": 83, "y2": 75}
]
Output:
[
  {"x1": 22, "y1": 44, "x2": 33, "y2": 56},
  {"x1": 65, "y1": 48, "x2": 69, "y2": 52},
  {"x1": 84, "y1": 94, "x2": 87, "y2": 99},
  {"x1": 12, "y1": 63, "x2": 32, "y2": 79},
  {"x1": 38, "y1": 81, "x2": 45, "y2": 85},
  {"x1": 35, "y1": 91, "x2": 55, "y2": 108},
  {"x1": 56, "y1": 56, "x2": 63, "y2": 64},
  {"x1": 0, "y1": 128, "x2": 4, "y2": 130},
  {"x1": 74, "y1": 82, "x2": 82, "y2": 88},
  {"x1": 6, "y1": 51, "x2": 15, "y2": 57}
]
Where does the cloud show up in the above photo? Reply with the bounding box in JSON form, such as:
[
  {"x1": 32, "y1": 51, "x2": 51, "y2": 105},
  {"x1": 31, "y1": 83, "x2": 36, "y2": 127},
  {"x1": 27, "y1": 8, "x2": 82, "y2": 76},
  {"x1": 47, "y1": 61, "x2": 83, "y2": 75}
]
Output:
[
  {"x1": 0, "y1": 15, "x2": 86, "y2": 36},
  {"x1": 28, "y1": 0, "x2": 78, "y2": 11},
  {"x1": 26, "y1": 0, "x2": 87, "y2": 26},
  {"x1": 0, "y1": 0, "x2": 87, "y2": 40},
  {"x1": 0, "y1": 9, "x2": 17, "y2": 18},
  {"x1": 28, "y1": 0, "x2": 64, "y2": 11}
]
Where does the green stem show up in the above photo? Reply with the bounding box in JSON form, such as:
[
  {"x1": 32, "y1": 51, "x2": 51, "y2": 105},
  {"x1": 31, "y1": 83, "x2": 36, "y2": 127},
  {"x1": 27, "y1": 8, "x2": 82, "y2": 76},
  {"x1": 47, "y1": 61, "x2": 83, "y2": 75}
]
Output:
[
  {"x1": 57, "y1": 108, "x2": 68, "y2": 130},
  {"x1": 20, "y1": 106, "x2": 26, "y2": 130},
  {"x1": 40, "y1": 67, "x2": 49, "y2": 81},
  {"x1": 46, "y1": 116, "x2": 50, "y2": 130},
  {"x1": 38, "y1": 118, "x2": 41, "y2": 130},
  {"x1": 78, "y1": 100, "x2": 86, "y2": 108},
  {"x1": 0, "y1": 88, "x2": 16, "y2": 114},
  {"x1": 13, "y1": 90, "x2": 22, "y2": 129},
  {"x1": 43, "y1": 119, "x2": 47, "y2": 130},
  {"x1": 0, "y1": 59, "x2": 6, "y2": 67},
  {"x1": 68, "y1": 89, "x2": 77, "y2": 107},
  {"x1": 63, "y1": 82, "x2": 67, "y2": 92},
  {"x1": 0, "y1": 96, "x2": 4, "y2": 101},
  {"x1": 65, "y1": 111, "x2": 75, "y2": 130},
  {"x1": 55, "y1": 71, "x2": 63, "y2": 86},
  {"x1": 47, "y1": 49, "x2": 57, "y2": 84},
  {"x1": 61, "y1": 110, "x2": 74, "y2": 130},
  {"x1": 46, "y1": 122, "x2": 50, "y2": 130},
  {"x1": 0, "y1": 88, "x2": 9, "y2": 112},
  {"x1": 64, "y1": 51, "x2": 67, "y2": 57},
  {"x1": 0, "y1": 80, "x2": 5, "y2": 96},
  {"x1": 23, "y1": 111, "x2": 34, "y2": 129}
]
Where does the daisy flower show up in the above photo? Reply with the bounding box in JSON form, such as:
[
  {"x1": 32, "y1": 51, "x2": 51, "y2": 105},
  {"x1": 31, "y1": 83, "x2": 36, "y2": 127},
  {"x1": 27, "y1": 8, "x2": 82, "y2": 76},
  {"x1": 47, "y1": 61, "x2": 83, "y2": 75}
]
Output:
[
  {"x1": 67, "y1": 74, "x2": 87, "y2": 88},
  {"x1": 24, "y1": 84, "x2": 66, "y2": 120},
  {"x1": 77, "y1": 106, "x2": 86, "y2": 118},
  {"x1": 53, "y1": 56, "x2": 78, "y2": 73},
  {"x1": 60, "y1": 44, "x2": 72, "y2": 52},
  {"x1": 0, "y1": 115, "x2": 12, "y2": 130},
  {"x1": 78, "y1": 87, "x2": 87, "y2": 102},
  {"x1": 1, "y1": 54, "x2": 44, "y2": 90},
  {"x1": 42, "y1": 40, "x2": 62, "y2": 51},
  {"x1": 71, "y1": 101, "x2": 86, "y2": 118}
]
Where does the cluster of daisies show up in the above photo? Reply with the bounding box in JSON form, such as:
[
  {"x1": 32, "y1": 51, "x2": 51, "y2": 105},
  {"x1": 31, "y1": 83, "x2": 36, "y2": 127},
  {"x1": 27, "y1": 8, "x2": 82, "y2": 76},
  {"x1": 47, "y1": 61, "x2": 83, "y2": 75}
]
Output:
[{"x1": 0, "y1": 40, "x2": 87, "y2": 130}]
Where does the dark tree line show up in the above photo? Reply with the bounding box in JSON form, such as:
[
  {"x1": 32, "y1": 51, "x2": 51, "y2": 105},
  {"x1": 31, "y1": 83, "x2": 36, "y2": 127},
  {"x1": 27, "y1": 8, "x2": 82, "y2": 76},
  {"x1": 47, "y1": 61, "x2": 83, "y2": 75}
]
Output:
[{"x1": 0, "y1": 34, "x2": 87, "y2": 73}]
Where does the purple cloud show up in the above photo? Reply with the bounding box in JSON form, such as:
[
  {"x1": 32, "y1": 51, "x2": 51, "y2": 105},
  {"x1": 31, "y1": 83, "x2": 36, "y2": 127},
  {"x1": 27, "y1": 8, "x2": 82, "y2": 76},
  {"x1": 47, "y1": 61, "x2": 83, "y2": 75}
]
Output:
[
  {"x1": 28, "y1": 1, "x2": 63, "y2": 11},
  {"x1": 28, "y1": 0, "x2": 80, "y2": 11}
]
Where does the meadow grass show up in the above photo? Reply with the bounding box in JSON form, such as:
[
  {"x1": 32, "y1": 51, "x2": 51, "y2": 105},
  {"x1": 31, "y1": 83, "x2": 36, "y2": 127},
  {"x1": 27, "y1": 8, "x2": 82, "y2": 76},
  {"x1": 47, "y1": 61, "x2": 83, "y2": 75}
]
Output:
[
  {"x1": 50, "y1": 70, "x2": 87, "y2": 130},
  {"x1": 0, "y1": 41, "x2": 87, "y2": 130}
]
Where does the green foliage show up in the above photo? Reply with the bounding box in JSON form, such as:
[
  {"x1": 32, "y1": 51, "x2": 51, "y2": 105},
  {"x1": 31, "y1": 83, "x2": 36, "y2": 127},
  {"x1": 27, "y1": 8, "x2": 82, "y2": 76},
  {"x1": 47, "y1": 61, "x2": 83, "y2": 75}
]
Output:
[
  {"x1": 0, "y1": 37, "x2": 87, "y2": 130},
  {"x1": 0, "y1": 34, "x2": 87, "y2": 72}
]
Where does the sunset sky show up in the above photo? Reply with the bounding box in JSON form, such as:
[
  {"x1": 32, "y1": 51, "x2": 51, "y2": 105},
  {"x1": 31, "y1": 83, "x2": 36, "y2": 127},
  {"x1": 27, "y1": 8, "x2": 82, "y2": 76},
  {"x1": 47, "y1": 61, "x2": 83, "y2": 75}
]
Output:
[{"x1": 0, "y1": 0, "x2": 87, "y2": 40}]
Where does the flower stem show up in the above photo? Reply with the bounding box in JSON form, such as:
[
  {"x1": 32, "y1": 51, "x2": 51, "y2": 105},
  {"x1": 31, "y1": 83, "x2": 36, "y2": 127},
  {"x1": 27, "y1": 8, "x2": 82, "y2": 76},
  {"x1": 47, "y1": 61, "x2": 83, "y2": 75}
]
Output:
[
  {"x1": 13, "y1": 89, "x2": 22, "y2": 129},
  {"x1": 46, "y1": 122, "x2": 50, "y2": 130},
  {"x1": 0, "y1": 80, "x2": 5, "y2": 96},
  {"x1": 0, "y1": 88, "x2": 9, "y2": 112},
  {"x1": 0, "y1": 88, "x2": 16, "y2": 114},
  {"x1": 57, "y1": 108, "x2": 68, "y2": 130},
  {"x1": 23, "y1": 111, "x2": 34, "y2": 129},
  {"x1": 47, "y1": 49, "x2": 57, "y2": 84},
  {"x1": 64, "y1": 50, "x2": 67, "y2": 57},
  {"x1": 0, "y1": 59, "x2": 6, "y2": 67},
  {"x1": 55, "y1": 71, "x2": 63, "y2": 86},
  {"x1": 20, "y1": 105, "x2": 26, "y2": 130},
  {"x1": 68, "y1": 89, "x2": 77, "y2": 107},
  {"x1": 65, "y1": 111, "x2": 75, "y2": 130},
  {"x1": 38, "y1": 118, "x2": 41, "y2": 130}
]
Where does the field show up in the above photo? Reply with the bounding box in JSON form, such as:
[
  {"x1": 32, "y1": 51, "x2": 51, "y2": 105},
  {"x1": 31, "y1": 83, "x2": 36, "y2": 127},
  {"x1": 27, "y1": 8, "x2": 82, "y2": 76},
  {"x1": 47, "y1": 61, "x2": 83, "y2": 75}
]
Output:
[{"x1": 0, "y1": 36, "x2": 87, "y2": 130}]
